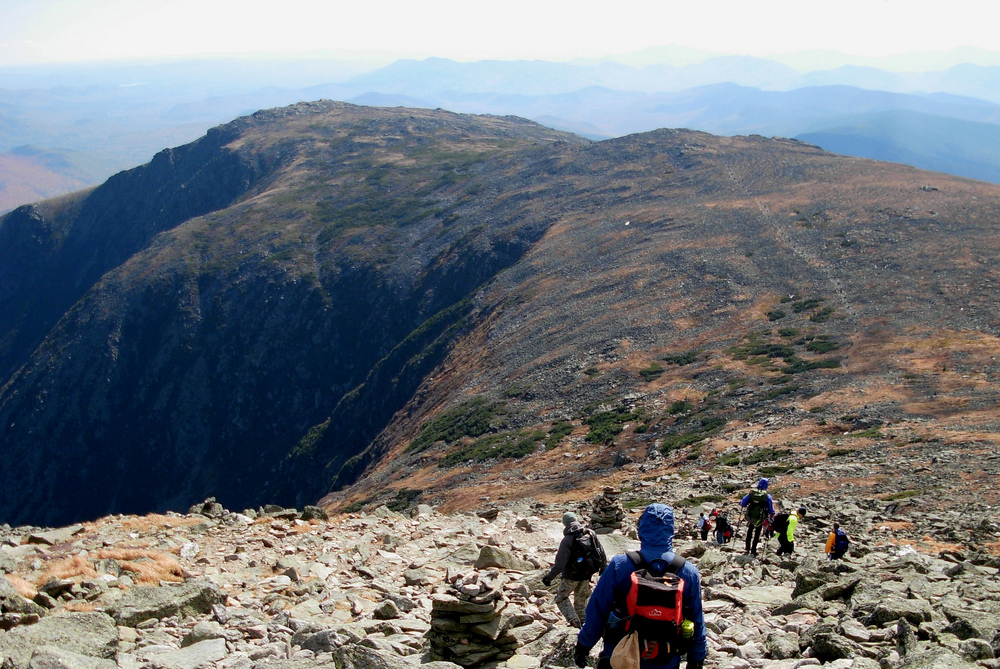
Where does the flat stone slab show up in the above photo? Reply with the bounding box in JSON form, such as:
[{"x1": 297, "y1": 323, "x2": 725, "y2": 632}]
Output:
[
  {"x1": 26, "y1": 526, "x2": 84, "y2": 546},
  {"x1": 145, "y1": 640, "x2": 228, "y2": 669}
]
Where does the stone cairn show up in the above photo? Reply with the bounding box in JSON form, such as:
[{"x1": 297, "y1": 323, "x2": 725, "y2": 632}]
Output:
[
  {"x1": 590, "y1": 487, "x2": 625, "y2": 534},
  {"x1": 428, "y1": 569, "x2": 522, "y2": 667}
]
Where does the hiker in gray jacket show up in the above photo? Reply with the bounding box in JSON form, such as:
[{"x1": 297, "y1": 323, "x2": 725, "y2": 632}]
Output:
[{"x1": 543, "y1": 512, "x2": 606, "y2": 628}]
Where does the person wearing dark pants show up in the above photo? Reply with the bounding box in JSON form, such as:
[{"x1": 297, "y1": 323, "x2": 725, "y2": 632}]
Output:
[
  {"x1": 775, "y1": 506, "x2": 806, "y2": 556},
  {"x1": 739, "y1": 478, "x2": 775, "y2": 556}
]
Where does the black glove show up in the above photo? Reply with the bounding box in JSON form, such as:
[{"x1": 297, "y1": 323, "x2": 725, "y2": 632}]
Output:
[
  {"x1": 687, "y1": 661, "x2": 704, "y2": 669},
  {"x1": 573, "y1": 643, "x2": 590, "y2": 668},
  {"x1": 542, "y1": 575, "x2": 553, "y2": 587}
]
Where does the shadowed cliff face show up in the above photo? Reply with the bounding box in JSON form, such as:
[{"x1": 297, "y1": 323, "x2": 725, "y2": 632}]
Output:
[
  {"x1": 2, "y1": 101, "x2": 999, "y2": 527},
  {"x1": 0, "y1": 102, "x2": 586, "y2": 525}
]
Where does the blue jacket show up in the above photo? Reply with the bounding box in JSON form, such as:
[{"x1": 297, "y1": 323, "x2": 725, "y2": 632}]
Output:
[{"x1": 578, "y1": 504, "x2": 708, "y2": 668}]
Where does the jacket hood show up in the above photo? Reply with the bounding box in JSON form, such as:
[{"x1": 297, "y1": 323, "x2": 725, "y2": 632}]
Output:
[
  {"x1": 638, "y1": 503, "x2": 675, "y2": 562},
  {"x1": 563, "y1": 521, "x2": 585, "y2": 536}
]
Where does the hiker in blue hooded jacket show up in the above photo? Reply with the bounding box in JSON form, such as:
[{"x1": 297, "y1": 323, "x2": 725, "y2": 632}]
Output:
[
  {"x1": 574, "y1": 504, "x2": 707, "y2": 669},
  {"x1": 739, "y1": 478, "x2": 776, "y2": 556}
]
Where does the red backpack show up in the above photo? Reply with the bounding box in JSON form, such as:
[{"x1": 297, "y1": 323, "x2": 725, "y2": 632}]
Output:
[{"x1": 622, "y1": 552, "x2": 690, "y2": 660}]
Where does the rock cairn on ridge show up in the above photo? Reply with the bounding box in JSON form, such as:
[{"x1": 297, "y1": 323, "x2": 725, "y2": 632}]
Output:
[
  {"x1": 429, "y1": 569, "x2": 520, "y2": 666},
  {"x1": 589, "y1": 488, "x2": 625, "y2": 534}
]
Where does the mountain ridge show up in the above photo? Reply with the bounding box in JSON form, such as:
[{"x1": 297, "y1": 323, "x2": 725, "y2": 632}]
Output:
[{"x1": 1, "y1": 102, "x2": 998, "y2": 528}]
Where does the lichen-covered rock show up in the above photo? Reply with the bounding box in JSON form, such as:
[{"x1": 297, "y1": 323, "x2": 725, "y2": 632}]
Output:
[
  {"x1": 0, "y1": 612, "x2": 118, "y2": 669},
  {"x1": 106, "y1": 581, "x2": 225, "y2": 627}
]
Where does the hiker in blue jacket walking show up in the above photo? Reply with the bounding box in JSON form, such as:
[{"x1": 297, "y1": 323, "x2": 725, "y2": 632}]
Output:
[{"x1": 574, "y1": 504, "x2": 707, "y2": 669}]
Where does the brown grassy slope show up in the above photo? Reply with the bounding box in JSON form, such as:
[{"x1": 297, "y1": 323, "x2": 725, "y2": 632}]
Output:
[{"x1": 333, "y1": 131, "x2": 1000, "y2": 513}]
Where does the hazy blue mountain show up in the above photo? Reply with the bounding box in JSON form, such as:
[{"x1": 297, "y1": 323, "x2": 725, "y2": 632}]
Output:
[
  {"x1": 797, "y1": 109, "x2": 1000, "y2": 184},
  {"x1": 5, "y1": 54, "x2": 1000, "y2": 213}
]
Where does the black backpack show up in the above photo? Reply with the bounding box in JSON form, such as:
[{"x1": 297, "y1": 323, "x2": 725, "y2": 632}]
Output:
[
  {"x1": 619, "y1": 551, "x2": 691, "y2": 661},
  {"x1": 772, "y1": 512, "x2": 790, "y2": 537},
  {"x1": 567, "y1": 528, "x2": 607, "y2": 579}
]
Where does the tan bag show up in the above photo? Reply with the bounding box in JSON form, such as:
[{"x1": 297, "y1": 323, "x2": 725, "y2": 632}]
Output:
[{"x1": 610, "y1": 630, "x2": 641, "y2": 669}]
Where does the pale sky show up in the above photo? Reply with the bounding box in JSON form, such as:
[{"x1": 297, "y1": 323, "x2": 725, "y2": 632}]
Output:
[{"x1": 1, "y1": 0, "x2": 999, "y2": 68}]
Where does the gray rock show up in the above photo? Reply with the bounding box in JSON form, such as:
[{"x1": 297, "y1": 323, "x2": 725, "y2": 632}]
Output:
[
  {"x1": 897, "y1": 618, "x2": 919, "y2": 658},
  {"x1": 959, "y1": 638, "x2": 994, "y2": 661},
  {"x1": 0, "y1": 612, "x2": 118, "y2": 669},
  {"x1": 180, "y1": 621, "x2": 226, "y2": 648},
  {"x1": 26, "y1": 526, "x2": 84, "y2": 546},
  {"x1": 810, "y1": 632, "x2": 862, "y2": 662},
  {"x1": 897, "y1": 648, "x2": 979, "y2": 669},
  {"x1": 373, "y1": 600, "x2": 400, "y2": 620},
  {"x1": 0, "y1": 575, "x2": 46, "y2": 619},
  {"x1": 793, "y1": 569, "x2": 834, "y2": 598},
  {"x1": 106, "y1": 581, "x2": 225, "y2": 627},
  {"x1": 866, "y1": 597, "x2": 932, "y2": 627},
  {"x1": 27, "y1": 647, "x2": 118, "y2": 669},
  {"x1": 187, "y1": 498, "x2": 226, "y2": 518},
  {"x1": 300, "y1": 506, "x2": 328, "y2": 521},
  {"x1": 332, "y1": 645, "x2": 417, "y2": 669},
  {"x1": 766, "y1": 631, "x2": 800, "y2": 659},
  {"x1": 145, "y1": 639, "x2": 228, "y2": 669},
  {"x1": 474, "y1": 546, "x2": 532, "y2": 571}
]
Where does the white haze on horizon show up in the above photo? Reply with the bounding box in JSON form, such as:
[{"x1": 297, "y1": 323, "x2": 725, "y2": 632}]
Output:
[{"x1": 1, "y1": 0, "x2": 999, "y2": 70}]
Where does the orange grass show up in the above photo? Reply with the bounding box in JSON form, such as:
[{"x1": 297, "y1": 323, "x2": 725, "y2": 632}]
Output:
[{"x1": 4, "y1": 573, "x2": 37, "y2": 599}]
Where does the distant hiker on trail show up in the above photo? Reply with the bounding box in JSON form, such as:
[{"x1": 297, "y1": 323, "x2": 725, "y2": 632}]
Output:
[
  {"x1": 739, "y1": 478, "x2": 775, "y2": 556},
  {"x1": 697, "y1": 512, "x2": 711, "y2": 541},
  {"x1": 574, "y1": 503, "x2": 707, "y2": 669},
  {"x1": 543, "y1": 512, "x2": 607, "y2": 628},
  {"x1": 774, "y1": 506, "x2": 806, "y2": 556},
  {"x1": 826, "y1": 522, "x2": 850, "y2": 560},
  {"x1": 713, "y1": 509, "x2": 731, "y2": 545}
]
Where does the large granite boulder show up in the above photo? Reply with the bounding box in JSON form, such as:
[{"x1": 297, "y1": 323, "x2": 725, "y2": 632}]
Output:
[
  {"x1": 0, "y1": 612, "x2": 117, "y2": 669},
  {"x1": 106, "y1": 581, "x2": 225, "y2": 627}
]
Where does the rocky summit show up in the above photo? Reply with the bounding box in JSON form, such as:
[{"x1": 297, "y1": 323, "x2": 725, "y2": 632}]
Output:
[
  {"x1": 1, "y1": 101, "x2": 999, "y2": 528},
  {"x1": 1, "y1": 482, "x2": 999, "y2": 669}
]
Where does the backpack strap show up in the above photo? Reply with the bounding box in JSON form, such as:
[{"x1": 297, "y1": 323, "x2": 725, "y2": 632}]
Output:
[{"x1": 626, "y1": 551, "x2": 686, "y2": 573}]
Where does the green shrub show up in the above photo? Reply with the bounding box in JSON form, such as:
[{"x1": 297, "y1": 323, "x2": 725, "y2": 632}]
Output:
[
  {"x1": 742, "y1": 447, "x2": 791, "y2": 465},
  {"x1": 675, "y1": 494, "x2": 725, "y2": 507},
  {"x1": 766, "y1": 309, "x2": 786, "y2": 321},
  {"x1": 669, "y1": 400, "x2": 693, "y2": 415},
  {"x1": 719, "y1": 453, "x2": 741, "y2": 466},
  {"x1": 784, "y1": 358, "x2": 841, "y2": 374},
  {"x1": 778, "y1": 328, "x2": 800, "y2": 338},
  {"x1": 810, "y1": 307, "x2": 835, "y2": 323},
  {"x1": 585, "y1": 406, "x2": 644, "y2": 444},
  {"x1": 827, "y1": 448, "x2": 852, "y2": 457},
  {"x1": 806, "y1": 339, "x2": 839, "y2": 353},
  {"x1": 386, "y1": 488, "x2": 423, "y2": 512},
  {"x1": 758, "y1": 464, "x2": 803, "y2": 475},
  {"x1": 792, "y1": 298, "x2": 823, "y2": 313},
  {"x1": 545, "y1": 420, "x2": 575, "y2": 450},
  {"x1": 662, "y1": 350, "x2": 700, "y2": 366},
  {"x1": 848, "y1": 427, "x2": 882, "y2": 439},
  {"x1": 639, "y1": 362, "x2": 665, "y2": 381},
  {"x1": 409, "y1": 398, "x2": 503, "y2": 453},
  {"x1": 808, "y1": 405, "x2": 827, "y2": 413},
  {"x1": 438, "y1": 431, "x2": 538, "y2": 467},
  {"x1": 882, "y1": 489, "x2": 923, "y2": 501},
  {"x1": 661, "y1": 415, "x2": 727, "y2": 455}
]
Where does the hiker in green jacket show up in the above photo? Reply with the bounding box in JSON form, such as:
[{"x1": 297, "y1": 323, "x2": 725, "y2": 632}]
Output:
[{"x1": 775, "y1": 506, "x2": 806, "y2": 555}]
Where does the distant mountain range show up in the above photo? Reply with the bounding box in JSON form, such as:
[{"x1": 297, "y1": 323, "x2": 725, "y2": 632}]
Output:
[{"x1": 3, "y1": 52, "x2": 1000, "y2": 213}]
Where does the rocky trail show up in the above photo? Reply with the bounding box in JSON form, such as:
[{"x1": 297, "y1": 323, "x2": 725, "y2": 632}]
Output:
[{"x1": 2, "y1": 477, "x2": 1000, "y2": 669}]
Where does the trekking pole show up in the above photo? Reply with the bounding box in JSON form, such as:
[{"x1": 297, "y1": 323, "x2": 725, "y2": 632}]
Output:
[{"x1": 730, "y1": 511, "x2": 745, "y2": 553}]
